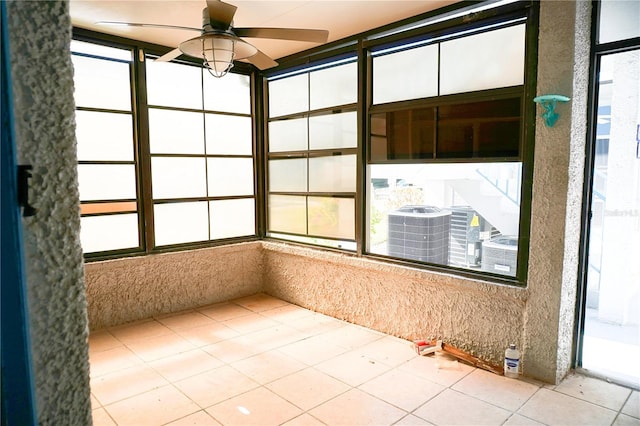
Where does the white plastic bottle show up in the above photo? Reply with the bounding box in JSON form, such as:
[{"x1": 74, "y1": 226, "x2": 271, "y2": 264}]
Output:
[{"x1": 504, "y1": 344, "x2": 520, "y2": 378}]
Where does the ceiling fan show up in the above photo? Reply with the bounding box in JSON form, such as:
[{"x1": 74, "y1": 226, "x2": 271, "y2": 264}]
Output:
[{"x1": 97, "y1": 0, "x2": 329, "y2": 77}]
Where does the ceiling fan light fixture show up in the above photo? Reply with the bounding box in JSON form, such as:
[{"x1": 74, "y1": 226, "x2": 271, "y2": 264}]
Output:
[
  {"x1": 180, "y1": 33, "x2": 258, "y2": 78},
  {"x1": 202, "y1": 35, "x2": 235, "y2": 77}
]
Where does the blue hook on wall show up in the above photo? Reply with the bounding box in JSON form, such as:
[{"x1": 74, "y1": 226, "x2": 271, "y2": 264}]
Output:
[{"x1": 533, "y1": 94, "x2": 570, "y2": 127}]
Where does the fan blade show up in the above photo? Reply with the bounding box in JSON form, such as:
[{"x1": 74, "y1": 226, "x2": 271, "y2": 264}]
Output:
[
  {"x1": 206, "y1": 0, "x2": 237, "y2": 29},
  {"x1": 96, "y1": 21, "x2": 201, "y2": 32},
  {"x1": 235, "y1": 28, "x2": 329, "y2": 43},
  {"x1": 243, "y1": 50, "x2": 278, "y2": 70},
  {"x1": 156, "y1": 48, "x2": 182, "y2": 62}
]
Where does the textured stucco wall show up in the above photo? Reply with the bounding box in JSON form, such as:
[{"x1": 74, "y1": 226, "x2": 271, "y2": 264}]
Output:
[
  {"x1": 524, "y1": 0, "x2": 590, "y2": 383},
  {"x1": 263, "y1": 243, "x2": 528, "y2": 368},
  {"x1": 7, "y1": 0, "x2": 92, "y2": 424},
  {"x1": 85, "y1": 242, "x2": 263, "y2": 330}
]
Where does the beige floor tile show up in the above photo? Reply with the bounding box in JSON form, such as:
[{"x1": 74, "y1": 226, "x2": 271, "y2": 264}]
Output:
[
  {"x1": 258, "y1": 304, "x2": 316, "y2": 323},
  {"x1": 394, "y1": 414, "x2": 435, "y2": 425},
  {"x1": 277, "y1": 334, "x2": 349, "y2": 366},
  {"x1": 615, "y1": 414, "x2": 640, "y2": 426},
  {"x1": 92, "y1": 408, "x2": 117, "y2": 426},
  {"x1": 202, "y1": 335, "x2": 267, "y2": 363},
  {"x1": 90, "y1": 393, "x2": 101, "y2": 409},
  {"x1": 315, "y1": 348, "x2": 393, "y2": 386},
  {"x1": 176, "y1": 322, "x2": 239, "y2": 347},
  {"x1": 105, "y1": 385, "x2": 199, "y2": 425},
  {"x1": 230, "y1": 350, "x2": 307, "y2": 385},
  {"x1": 623, "y1": 391, "x2": 640, "y2": 418},
  {"x1": 174, "y1": 365, "x2": 260, "y2": 408},
  {"x1": 502, "y1": 414, "x2": 545, "y2": 425},
  {"x1": 281, "y1": 413, "x2": 326, "y2": 426},
  {"x1": 205, "y1": 387, "x2": 303, "y2": 425},
  {"x1": 91, "y1": 365, "x2": 169, "y2": 405},
  {"x1": 156, "y1": 310, "x2": 217, "y2": 331},
  {"x1": 198, "y1": 302, "x2": 253, "y2": 322},
  {"x1": 166, "y1": 410, "x2": 222, "y2": 425},
  {"x1": 89, "y1": 330, "x2": 122, "y2": 354},
  {"x1": 359, "y1": 368, "x2": 445, "y2": 412},
  {"x1": 309, "y1": 388, "x2": 406, "y2": 426},
  {"x1": 124, "y1": 331, "x2": 196, "y2": 362},
  {"x1": 518, "y1": 388, "x2": 618, "y2": 425},
  {"x1": 320, "y1": 323, "x2": 386, "y2": 350},
  {"x1": 221, "y1": 312, "x2": 279, "y2": 335},
  {"x1": 109, "y1": 319, "x2": 173, "y2": 344},
  {"x1": 555, "y1": 373, "x2": 632, "y2": 410},
  {"x1": 241, "y1": 323, "x2": 309, "y2": 352},
  {"x1": 89, "y1": 345, "x2": 143, "y2": 378},
  {"x1": 148, "y1": 348, "x2": 224, "y2": 382},
  {"x1": 266, "y1": 367, "x2": 351, "y2": 411},
  {"x1": 356, "y1": 335, "x2": 418, "y2": 367},
  {"x1": 233, "y1": 293, "x2": 291, "y2": 312},
  {"x1": 452, "y1": 368, "x2": 540, "y2": 411},
  {"x1": 413, "y1": 389, "x2": 511, "y2": 426},
  {"x1": 398, "y1": 352, "x2": 475, "y2": 387},
  {"x1": 288, "y1": 312, "x2": 347, "y2": 335}
]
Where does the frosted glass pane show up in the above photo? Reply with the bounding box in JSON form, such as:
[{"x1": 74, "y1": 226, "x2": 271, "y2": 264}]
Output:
[
  {"x1": 269, "y1": 118, "x2": 308, "y2": 152},
  {"x1": 269, "y1": 74, "x2": 309, "y2": 117},
  {"x1": 149, "y1": 109, "x2": 204, "y2": 154},
  {"x1": 373, "y1": 44, "x2": 438, "y2": 104},
  {"x1": 310, "y1": 62, "x2": 357, "y2": 109},
  {"x1": 203, "y1": 72, "x2": 251, "y2": 114},
  {"x1": 308, "y1": 197, "x2": 355, "y2": 239},
  {"x1": 269, "y1": 195, "x2": 306, "y2": 234},
  {"x1": 154, "y1": 202, "x2": 209, "y2": 245},
  {"x1": 207, "y1": 158, "x2": 254, "y2": 196},
  {"x1": 309, "y1": 155, "x2": 356, "y2": 192},
  {"x1": 70, "y1": 40, "x2": 132, "y2": 61},
  {"x1": 151, "y1": 157, "x2": 207, "y2": 199},
  {"x1": 80, "y1": 214, "x2": 139, "y2": 253},
  {"x1": 146, "y1": 60, "x2": 202, "y2": 109},
  {"x1": 205, "y1": 114, "x2": 252, "y2": 155},
  {"x1": 72, "y1": 55, "x2": 131, "y2": 110},
  {"x1": 78, "y1": 164, "x2": 136, "y2": 201},
  {"x1": 440, "y1": 24, "x2": 525, "y2": 95},
  {"x1": 309, "y1": 111, "x2": 357, "y2": 150},
  {"x1": 269, "y1": 158, "x2": 307, "y2": 192},
  {"x1": 599, "y1": 0, "x2": 640, "y2": 43},
  {"x1": 210, "y1": 198, "x2": 255, "y2": 239},
  {"x1": 75, "y1": 110, "x2": 133, "y2": 161}
]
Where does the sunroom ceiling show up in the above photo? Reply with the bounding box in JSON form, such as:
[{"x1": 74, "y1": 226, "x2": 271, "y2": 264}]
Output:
[{"x1": 69, "y1": 0, "x2": 460, "y2": 62}]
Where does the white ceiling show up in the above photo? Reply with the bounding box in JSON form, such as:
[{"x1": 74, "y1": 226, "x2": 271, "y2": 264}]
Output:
[{"x1": 70, "y1": 0, "x2": 460, "y2": 64}]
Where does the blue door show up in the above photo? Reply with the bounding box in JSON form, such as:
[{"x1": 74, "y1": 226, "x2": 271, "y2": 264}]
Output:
[{"x1": 1, "y1": 1, "x2": 38, "y2": 423}]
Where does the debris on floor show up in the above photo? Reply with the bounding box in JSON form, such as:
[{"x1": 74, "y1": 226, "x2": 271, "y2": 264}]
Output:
[{"x1": 413, "y1": 339, "x2": 504, "y2": 376}]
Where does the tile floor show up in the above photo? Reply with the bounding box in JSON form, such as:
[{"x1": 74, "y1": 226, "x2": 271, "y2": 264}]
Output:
[{"x1": 90, "y1": 294, "x2": 640, "y2": 426}]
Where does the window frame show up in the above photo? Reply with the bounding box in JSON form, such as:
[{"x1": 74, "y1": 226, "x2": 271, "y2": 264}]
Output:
[
  {"x1": 72, "y1": 29, "x2": 260, "y2": 261},
  {"x1": 264, "y1": 1, "x2": 539, "y2": 285}
]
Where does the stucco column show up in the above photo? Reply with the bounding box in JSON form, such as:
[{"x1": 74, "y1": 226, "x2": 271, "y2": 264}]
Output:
[
  {"x1": 7, "y1": 0, "x2": 92, "y2": 423},
  {"x1": 523, "y1": 0, "x2": 591, "y2": 383}
]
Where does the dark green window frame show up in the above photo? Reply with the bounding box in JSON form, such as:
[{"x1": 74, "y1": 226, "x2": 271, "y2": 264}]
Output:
[{"x1": 72, "y1": 30, "x2": 259, "y2": 261}]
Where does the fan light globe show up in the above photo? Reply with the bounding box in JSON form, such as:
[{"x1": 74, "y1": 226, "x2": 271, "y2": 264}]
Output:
[
  {"x1": 203, "y1": 36, "x2": 235, "y2": 77},
  {"x1": 180, "y1": 33, "x2": 258, "y2": 78}
]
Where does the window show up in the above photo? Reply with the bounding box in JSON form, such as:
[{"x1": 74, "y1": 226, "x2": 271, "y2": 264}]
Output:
[
  {"x1": 366, "y1": 20, "x2": 528, "y2": 278},
  {"x1": 266, "y1": 59, "x2": 358, "y2": 249},
  {"x1": 72, "y1": 41, "x2": 141, "y2": 254},
  {"x1": 72, "y1": 37, "x2": 256, "y2": 257},
  {"x1": 146, "y1": 60, "x2": 255, "y2": 247}
]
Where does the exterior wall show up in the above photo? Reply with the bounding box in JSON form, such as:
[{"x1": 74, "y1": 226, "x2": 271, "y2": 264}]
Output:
[
  {"x1": 7, "y1": 1, "x2": 92, "y2": 424},
  {"x1": 85, "y1": 242, "x2": 263, "y2": 330},
  {"x1": 525, "y1": 0, "x2": 590, "y2": 383}
]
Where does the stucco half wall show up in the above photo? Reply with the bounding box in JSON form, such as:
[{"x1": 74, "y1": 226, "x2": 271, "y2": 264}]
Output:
[{"x1": 85, "y1": 240, "x2": 536, "y2": 382}]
